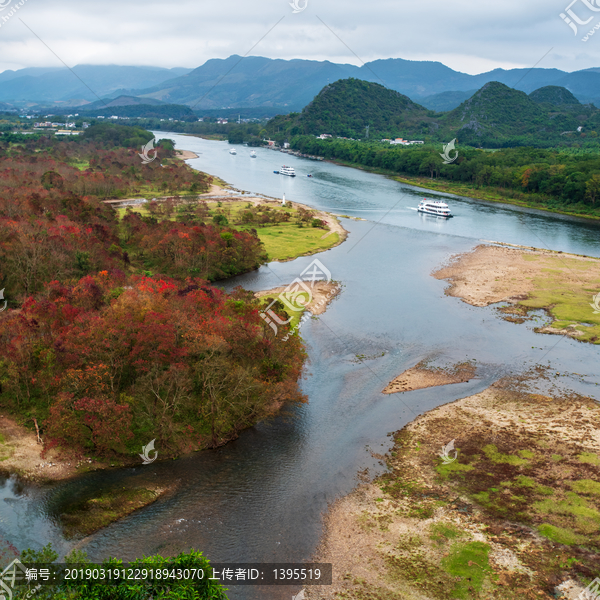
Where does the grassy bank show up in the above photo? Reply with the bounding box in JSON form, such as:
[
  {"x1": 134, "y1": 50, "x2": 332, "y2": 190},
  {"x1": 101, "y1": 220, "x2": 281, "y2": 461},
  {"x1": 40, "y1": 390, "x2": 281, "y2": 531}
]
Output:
[
  {"x1": 116, "y1": 198, "x2": 342, "y2": 262},
  {"x1": 433, "y1": 245, "x2": 600, "y2": 345},
  {"x1": 308, "y1": 373, "x2": 600, "y2": 599},
  {"x1": 393, "y1": 175, "x2": 600, "y2": 221}
]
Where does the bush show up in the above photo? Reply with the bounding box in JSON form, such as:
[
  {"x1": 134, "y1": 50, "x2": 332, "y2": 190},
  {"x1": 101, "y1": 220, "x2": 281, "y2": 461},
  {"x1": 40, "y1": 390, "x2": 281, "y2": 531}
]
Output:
[{"x1": 18, "y1": 545, "x2": 229, "y2": 600}]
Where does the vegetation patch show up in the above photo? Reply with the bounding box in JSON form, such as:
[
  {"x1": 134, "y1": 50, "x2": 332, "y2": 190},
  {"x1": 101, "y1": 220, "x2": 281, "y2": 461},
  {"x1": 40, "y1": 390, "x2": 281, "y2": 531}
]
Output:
[
  {"x1": 433, "y1": 244, "x2": 600, "y2": 344},
  {"x1": 441, "y1": 541, "x2": 493, "y2": 598},
  {"x1": 306, "y1": 373, "x2": 600, "y2": 600},
  {"x1": 117, "y1": 198, "x2": 342, "y2": 262},
  {"x1": 59, "y1": 486, "x2": 165, "y2": 538}
]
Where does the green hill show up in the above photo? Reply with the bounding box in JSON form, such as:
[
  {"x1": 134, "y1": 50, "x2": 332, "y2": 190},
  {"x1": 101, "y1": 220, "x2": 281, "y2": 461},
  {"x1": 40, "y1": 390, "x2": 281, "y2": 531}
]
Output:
[
  {"x1": 263, "y1": 78, "x2": 600, "y2": 148},
  {"x1": 439, "y1": 82, "x2": 549, "y2": 143},
  {"x1": 529, "y1": 86, "x2": 580, "y2": 106},
  {"x1": 268, "y1": 78, "x2": 429, "y2": 139},
  {"x1": 436, "y1": 82, "x2": 600, "y2": 145}
]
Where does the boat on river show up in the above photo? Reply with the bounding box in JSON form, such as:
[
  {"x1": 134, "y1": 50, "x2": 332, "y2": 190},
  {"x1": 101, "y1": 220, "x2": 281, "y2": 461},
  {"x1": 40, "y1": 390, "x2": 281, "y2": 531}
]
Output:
[
  {"x1": 417, "y1": 199, "x2": 452, "y2": 218},
  {"x1": 278, "y1": 165, "x2": 296, "y2": 177},
  {"x1": 250, "y1": 150, "x2": 256, "y2": 158},
  {"x1": 229, "y1": 148, "x2": 237, "y2": 155}
]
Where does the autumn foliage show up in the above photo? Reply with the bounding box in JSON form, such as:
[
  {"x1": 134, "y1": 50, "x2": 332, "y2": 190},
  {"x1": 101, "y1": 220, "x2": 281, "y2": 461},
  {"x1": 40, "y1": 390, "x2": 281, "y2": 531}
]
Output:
[
  {"x1": 0, "y1": 131, "x2": 307, "y2": 458},
  {"x1": 0, "y1": 272, "x2": 306, "y2": 456}
]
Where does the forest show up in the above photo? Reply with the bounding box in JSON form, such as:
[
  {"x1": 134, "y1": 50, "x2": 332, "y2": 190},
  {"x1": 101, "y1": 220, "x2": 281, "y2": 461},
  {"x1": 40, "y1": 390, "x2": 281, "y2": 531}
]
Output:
[{"x1": 0, "y1": 128, "x2": 306, "y2": 461}]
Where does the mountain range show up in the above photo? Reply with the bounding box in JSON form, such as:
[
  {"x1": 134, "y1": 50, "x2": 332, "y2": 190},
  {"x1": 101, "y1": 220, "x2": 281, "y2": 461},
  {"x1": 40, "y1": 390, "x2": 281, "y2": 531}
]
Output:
[
  {"x1": 1, "y1": 56, "x2": 600, "y2": 112},
  {"x1": 0, "y1": 65, "x2": 192, "y2": 105}
]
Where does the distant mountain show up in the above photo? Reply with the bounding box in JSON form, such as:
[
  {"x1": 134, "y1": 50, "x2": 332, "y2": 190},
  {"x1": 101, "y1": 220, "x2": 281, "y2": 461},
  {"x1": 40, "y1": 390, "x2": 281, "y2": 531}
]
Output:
[
  {"x1": 3, "y1": 56, "x2": 600, "y2": 113},
  {"x1": 0, "y1": 65, "x2": 193, "y2": 103},
  {"x1": 418, "y1": 90, "x2": 477, "y2": 112},
  {"x1": 81, "y1": 95, "x2": 167, "y2": 110},
  {"x1": 268, "y1": 78, "x2": 429, "y2": 139},
  {"x1": 129, "y1": 55, "x2": 360, "y2": 110},
  {"x1": 48, "y1": 95, "x2": 197, "y2": 120},
  {"x1": 15, "y1": 94, "x2": 199, "y2": 122},
  {"x1": 127, "y1": 56, "x2": 600, "y2": 111},
  {"x1": 529, "y1": 86, "x2": 580, "y2": 106}
]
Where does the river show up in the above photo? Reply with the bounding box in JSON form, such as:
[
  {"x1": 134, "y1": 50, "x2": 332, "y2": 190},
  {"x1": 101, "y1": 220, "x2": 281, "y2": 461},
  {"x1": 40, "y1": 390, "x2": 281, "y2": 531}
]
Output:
[{"x1": 1, "y1": 135, "x2": 599, "y2": 599}]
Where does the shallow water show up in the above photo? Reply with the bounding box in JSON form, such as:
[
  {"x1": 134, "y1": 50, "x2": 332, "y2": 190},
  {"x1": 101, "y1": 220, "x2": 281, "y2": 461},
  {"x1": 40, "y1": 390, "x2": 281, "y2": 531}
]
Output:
[{"x1": 1, "y1": 135, "x2": 599, "y2": 599}]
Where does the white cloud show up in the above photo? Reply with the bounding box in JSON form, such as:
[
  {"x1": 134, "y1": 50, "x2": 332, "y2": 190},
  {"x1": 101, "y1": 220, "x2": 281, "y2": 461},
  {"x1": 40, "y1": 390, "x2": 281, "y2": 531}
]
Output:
[{"x1": 0, "y1": 0, "x2": 597, "y2": 75}]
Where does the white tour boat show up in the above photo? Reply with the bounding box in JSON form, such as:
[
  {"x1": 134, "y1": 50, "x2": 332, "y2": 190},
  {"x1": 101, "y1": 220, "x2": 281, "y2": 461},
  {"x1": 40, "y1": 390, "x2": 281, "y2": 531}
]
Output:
[
  {"x1": 250, "y1": 150, "x2": 257, "y2": 158},
  {"x1": 229, "y1": 148, "x2": 237, "y2": 155},
  {"x1": 417, "y1": 199, "x2": 452, "y2": 218},
  {"x1": 279, "y1": 165, "x2": 296, "y2": 177}
]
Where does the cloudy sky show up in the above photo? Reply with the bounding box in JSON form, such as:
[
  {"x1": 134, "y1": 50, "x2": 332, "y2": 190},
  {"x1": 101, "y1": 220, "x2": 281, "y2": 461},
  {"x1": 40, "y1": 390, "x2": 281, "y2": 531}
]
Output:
[{"x1": 0, "y1": 0, "x2": 598, "y2": 75}]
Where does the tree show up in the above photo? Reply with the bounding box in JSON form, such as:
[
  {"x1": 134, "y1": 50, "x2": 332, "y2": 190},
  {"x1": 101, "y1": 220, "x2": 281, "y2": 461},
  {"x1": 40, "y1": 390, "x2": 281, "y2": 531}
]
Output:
[
  {"x1": 585, "y1": 173, "x2": 600, "y2": 205},
  {"x1": 192, "y1": 351, "x2": 261, "y2": 448}
]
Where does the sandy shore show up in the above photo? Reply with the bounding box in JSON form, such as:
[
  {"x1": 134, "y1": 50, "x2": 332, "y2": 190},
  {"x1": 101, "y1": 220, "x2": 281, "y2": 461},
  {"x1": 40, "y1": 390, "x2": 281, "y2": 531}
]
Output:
[
  {"x1": 307, "y1": 372, "x2": 600, "y2": 600},
  {"x1": 433, "y1": 244, "x2": 600, "y2": 343},
  {"x1": 0, "y1": 415, "x2": 88, "y2": 482},
  {"x1": 199, "y1": 183, "x2": 231, "y2": 196},
  {"x1": 383, "y1": 360, "x2": 476, "y2": 394},
  {"x1": 175, "y1": 149, "x2": 199, "y2": 160},
  {"x1": 255, "y1": 281, "x2": 340, "y2": 316}
]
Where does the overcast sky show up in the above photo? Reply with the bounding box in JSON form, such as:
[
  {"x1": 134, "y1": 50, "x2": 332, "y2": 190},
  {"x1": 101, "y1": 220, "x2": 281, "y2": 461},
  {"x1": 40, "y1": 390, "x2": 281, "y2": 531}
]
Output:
[{"x1": 0, "y1": 0, "x2": 598, "y2": 75}]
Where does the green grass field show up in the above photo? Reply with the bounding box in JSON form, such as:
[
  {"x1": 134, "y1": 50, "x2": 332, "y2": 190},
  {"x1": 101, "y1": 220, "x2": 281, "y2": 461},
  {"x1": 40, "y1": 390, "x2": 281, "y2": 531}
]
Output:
[
  {"x1": 115, "y1": 199, "x2": 340, "y2": 262},
  {"x1": 518, "y1": 254, "x2": 600, "y2": 343}
]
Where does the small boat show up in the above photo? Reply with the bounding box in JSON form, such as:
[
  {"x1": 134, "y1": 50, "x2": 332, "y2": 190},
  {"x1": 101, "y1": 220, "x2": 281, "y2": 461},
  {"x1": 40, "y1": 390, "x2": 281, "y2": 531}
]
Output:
[
  {"x1": 250, "y1": 150, "x2": 257, "y2": 158},
  {"x1": 229, "y1": 148, "x2": 237, "y2": 155},
  {"x1": 307, "y1": 174, "x2": 313, "y2": 177},
  {"x1": 273, "y1": 170, "x2": 279, "y2": 174},
  {"x1": 417, "y1": 199, "x2": 452, "y2": 218},
  {"x1": 279, "y1": 165, "x2": 296, "y2": 177}
]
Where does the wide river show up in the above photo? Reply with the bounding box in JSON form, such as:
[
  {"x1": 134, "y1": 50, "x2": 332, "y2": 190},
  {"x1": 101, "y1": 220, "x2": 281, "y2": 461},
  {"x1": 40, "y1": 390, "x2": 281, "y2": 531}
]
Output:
[{"x1": 1, "y1": 135, "x2": 599, "y2": 599}]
